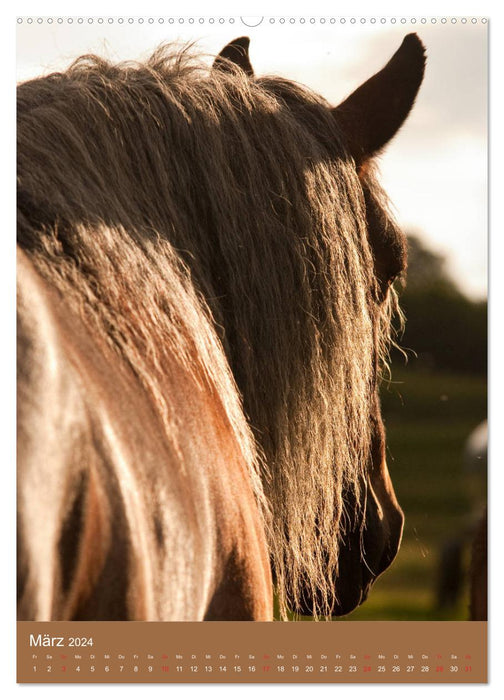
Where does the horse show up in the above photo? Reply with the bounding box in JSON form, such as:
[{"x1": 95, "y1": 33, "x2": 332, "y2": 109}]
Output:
[{"x1": 17, "y1": 34, "x2": 426, "y2": 621}]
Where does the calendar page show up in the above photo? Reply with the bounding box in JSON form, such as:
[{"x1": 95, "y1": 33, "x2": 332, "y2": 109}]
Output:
[{"x1": 16, "y1": 13, "x2": 488, "y2": 685}]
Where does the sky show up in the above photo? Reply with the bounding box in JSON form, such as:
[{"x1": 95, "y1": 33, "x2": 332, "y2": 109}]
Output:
[{"x1": 16, "y1": 17, "x2": 488, "y2": 299}]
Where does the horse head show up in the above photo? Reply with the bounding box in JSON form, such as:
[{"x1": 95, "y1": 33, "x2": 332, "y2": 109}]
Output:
[{"x1": 216, "y1": 34, "x2": 425, "y2": 617}]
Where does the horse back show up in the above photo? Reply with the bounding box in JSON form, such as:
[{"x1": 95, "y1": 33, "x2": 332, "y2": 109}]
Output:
[{"x1": 17, "y1": 247, "x2": 272, "y2": 621}]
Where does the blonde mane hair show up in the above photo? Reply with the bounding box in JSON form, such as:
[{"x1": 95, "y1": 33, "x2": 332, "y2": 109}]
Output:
[{"x1": 17, "y1": 45, "x2": 400, "y2": 618}]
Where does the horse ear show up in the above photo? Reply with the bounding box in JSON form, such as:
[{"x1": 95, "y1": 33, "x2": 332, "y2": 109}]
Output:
[
  {"x1": 333, "y1": 33, "x2": 426, "y2": 165},
  {"x1": 213, "y1": 36, "x2": 254, "y2": 76}
]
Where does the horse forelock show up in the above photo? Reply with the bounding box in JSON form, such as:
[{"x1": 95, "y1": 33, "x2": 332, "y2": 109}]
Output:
[{"x1": 17, "y1": 44, "x2": 399, "y2": 619}]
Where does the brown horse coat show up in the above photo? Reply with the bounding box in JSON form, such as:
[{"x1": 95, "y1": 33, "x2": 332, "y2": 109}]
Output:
[{"x1": 17, "y1": 245, "x2": 272, "y2": 620}]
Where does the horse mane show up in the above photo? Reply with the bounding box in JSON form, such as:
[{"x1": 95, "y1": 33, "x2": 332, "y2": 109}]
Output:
[{"x1": 17, "y1": 44, "x2": 400, "y2": 618}]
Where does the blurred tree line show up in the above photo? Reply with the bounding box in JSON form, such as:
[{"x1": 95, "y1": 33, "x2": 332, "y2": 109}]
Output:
[{"x1": 392, "y1": 234, "x2": 487, "y2": 376}]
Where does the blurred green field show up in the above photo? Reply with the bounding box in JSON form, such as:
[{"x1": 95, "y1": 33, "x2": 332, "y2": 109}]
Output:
[{"x1": 340, "y1": 367, "x2": 487, "y2": 621}]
